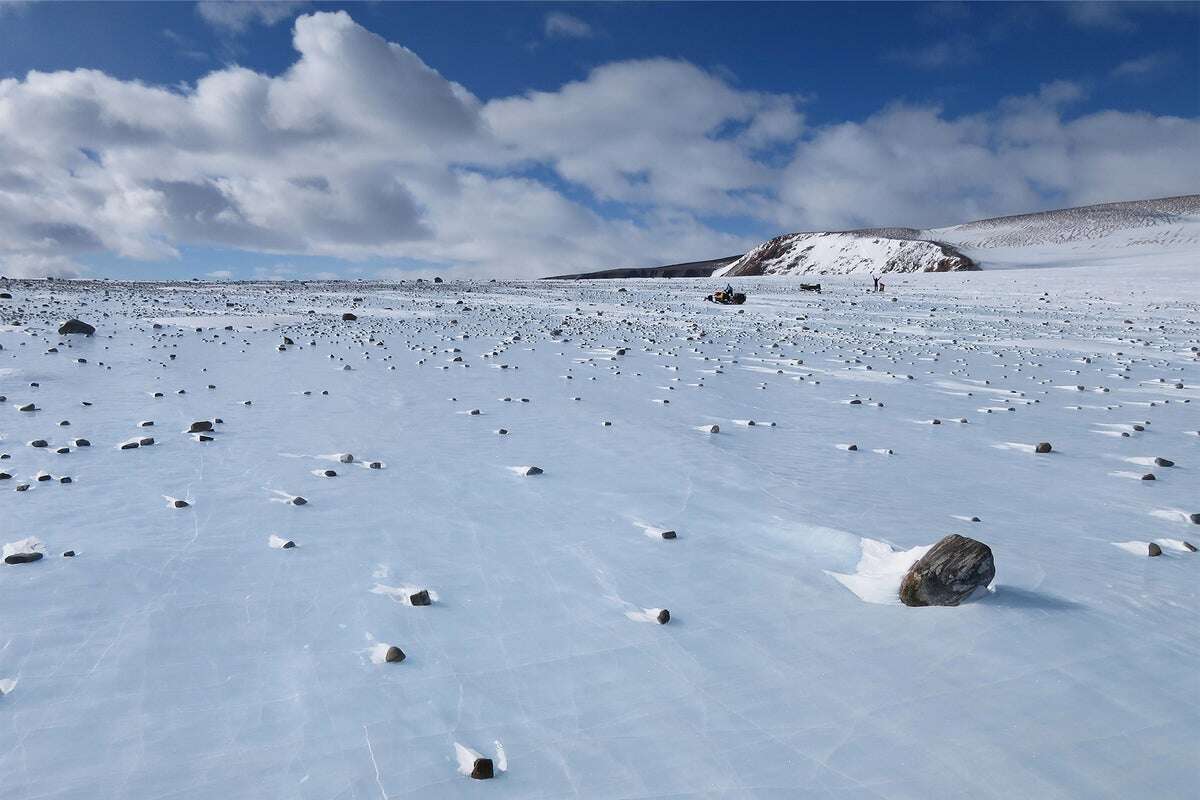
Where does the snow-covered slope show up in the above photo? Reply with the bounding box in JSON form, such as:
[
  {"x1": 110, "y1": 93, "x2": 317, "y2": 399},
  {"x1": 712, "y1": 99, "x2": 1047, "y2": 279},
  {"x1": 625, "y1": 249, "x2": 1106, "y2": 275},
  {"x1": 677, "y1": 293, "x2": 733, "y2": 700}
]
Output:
[
  {"x1": 716, "y1": 195, "x2": 1200, "y2": 279},
  {"x1": 716, "y1": 230, "x2": 975, "y2": 277},
  {"x1": 932, "y1": 194, "x2": 1200, "y2": 270},
  {"x1": 1, "y1": 266, "x2": 1198, "y2": 799}
]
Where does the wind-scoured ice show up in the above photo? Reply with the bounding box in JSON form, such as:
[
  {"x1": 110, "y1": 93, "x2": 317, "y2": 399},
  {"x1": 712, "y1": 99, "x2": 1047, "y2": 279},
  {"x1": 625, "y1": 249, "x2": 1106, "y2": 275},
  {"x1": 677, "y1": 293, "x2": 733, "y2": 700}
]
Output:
[{"x1": 0, "y1": 264, "x2": 1197, "y2": 799}]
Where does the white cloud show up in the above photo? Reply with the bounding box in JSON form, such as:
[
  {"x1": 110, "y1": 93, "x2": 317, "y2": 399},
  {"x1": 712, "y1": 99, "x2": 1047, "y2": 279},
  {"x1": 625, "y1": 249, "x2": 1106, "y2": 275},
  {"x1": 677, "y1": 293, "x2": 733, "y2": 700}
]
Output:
[
  {"x1": 206, "y1": 269, "x2": 234, "y2": 279},
  {"x1": 544, "y1": 12, "x2": 593, "y2": 39},
  {"x1": 1111, "y1": 52, "x2": 1176, "y2": 78},
  {"x1": 885, "y1": 36, "x2": 978, "y2": 69},
  {"x1": 0, "y1": 11, "x2": 1193, "y2": 280},
  {"x1": 776, "y1": 81, "x2": 1200, "y2": 230},
  {"x1": 196, "y1": 1, "x2": 308, "y2": 33},
  {"x1": 483, "y1": 59, "x2": 805, "y2": 214}
]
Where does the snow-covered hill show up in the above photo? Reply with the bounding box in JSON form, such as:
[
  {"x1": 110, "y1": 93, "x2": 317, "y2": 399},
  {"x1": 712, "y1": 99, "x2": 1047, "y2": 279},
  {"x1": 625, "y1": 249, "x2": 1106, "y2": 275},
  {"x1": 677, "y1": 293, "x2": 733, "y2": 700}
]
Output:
[
  {"x1": 716, "y1": 230, "x2": 975, "y2": 277},
  {"x1": 715, "y1": 195, "x2": 1200, "y2": 279},
  {"x1": 932, "y1": 194, "x2": 1200, "y2": 269}
]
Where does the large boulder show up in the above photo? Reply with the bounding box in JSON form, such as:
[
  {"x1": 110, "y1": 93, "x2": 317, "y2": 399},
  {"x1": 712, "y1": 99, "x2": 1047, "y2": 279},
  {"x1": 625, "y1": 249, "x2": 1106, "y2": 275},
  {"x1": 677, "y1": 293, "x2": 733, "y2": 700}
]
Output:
[
  {"x1": 58, "y1": 319, "x2": 95, "y2": 336},
  {"x1": 899, "y1": 534, "x2": 995, "y2": 607}
]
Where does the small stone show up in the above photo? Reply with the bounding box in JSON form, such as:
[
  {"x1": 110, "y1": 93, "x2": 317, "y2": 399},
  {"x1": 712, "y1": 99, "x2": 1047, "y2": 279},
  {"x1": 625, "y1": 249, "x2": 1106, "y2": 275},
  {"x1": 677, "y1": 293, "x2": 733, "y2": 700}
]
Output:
[
  {"x1": 1141, "y1": 473, "x2": 1156, "y2": 481},
  {"x1": 63, "y1": 550, "x2": 75, "y2": 557},
  {"x1": 470, "y1": 758, "x2": 494, "y2": 780},
  {"x1": 18, "y1": 403, "x2": 36, "y2": 412},
  {"x1": 1153, "y1": 457, "x2": 1174, "y2": 467},
  {"x1": 291, "y1": 496, "x2": 308, "y2": 506},
  {"x1": 660, "y1": 530, "x2": 677, "y2": 540},
  {"x1": 172, "y1": 499, "x2": 190, "y2": 508},
  {"x1": 409, "y1": 590, "x2": 432, "y2": 606},
  {"x1": 1190, "y1": 513, "x2": 1200, "y2": 525},
  {"x1": 497, "y1": 428, "x2": 508, "y2": 435},
  {"x1": 368, "y1": 461, "x2": 382, "y2": 469},
  {"x1": 73, "y1": 438, "x2": 91, "y2": 447},
  {"x1": 1148, "y1": 542, "x2": 1162, "y2": 557},
  {"x1": 59, "y1": 476, "x2": 72, "y2": 484},
  {"x1": 188, "y1": 421, "x2": 213, "y2": 433},
  {"x1": 322, "y1": 469, "x2": 337, "y2": 477},
  {"x1": 5, "y1": 552, "x2": 43, "y2": 565},
  {"x1": 281, "y1": 540, "x2": 296, "y2": 549},
  {"x1": 138, "y1": 437, "x2": 154, "y2": 446},
  {"x1": 656, "y1": 609, "x2": 671, "y2": 624},
  {"x1": 1034, "y1": 442, "x2": 1052, "y2": 453},
  {"x1": 339, "y1": 453, "x2": 354, "y2": 463},
  {"x1": 1183, "y1": 541, "x2": 1197, "y2": 552},
  {"x1": 384, "y1": 646, "x2": 405, "y2": 663},
  {"x1": 342, "y1": 312, "x2": 357, "y2": 321},
  {"x1": 120, "y1": 441, "x2": 139, "y2": 450},
  {"x1": 521, "y1": 466, "x2": 543, "y2": 476},
  {"x1": 29, "y1": 439, "x2": 48, "y2": 448}
]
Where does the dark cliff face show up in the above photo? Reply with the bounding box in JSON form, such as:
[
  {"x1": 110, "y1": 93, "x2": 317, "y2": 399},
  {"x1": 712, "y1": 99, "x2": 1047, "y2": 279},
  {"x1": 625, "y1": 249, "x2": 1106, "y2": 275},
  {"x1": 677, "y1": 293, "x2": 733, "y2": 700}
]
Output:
[{"x1": 543, "y1": 256, "x2": 741, "y2": 280}]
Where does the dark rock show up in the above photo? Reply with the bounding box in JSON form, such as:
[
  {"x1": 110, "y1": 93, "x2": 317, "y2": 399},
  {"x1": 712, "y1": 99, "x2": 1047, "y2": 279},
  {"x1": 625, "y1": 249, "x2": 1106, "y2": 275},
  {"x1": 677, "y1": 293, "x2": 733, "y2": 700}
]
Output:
[
  {"x1": 1034, "y1": 442, "x2": 1052, "y2": 453},
  {"x1": 899, "y1": 534, "x2": 995, "y2": 607},
  {"x1": 291, "y1": 496, "x2": 307, "y2": 506},
  {"x1": 1183, "y1": 541, "x2": 1197, "y2": 552},
  {"x1": 282, "y1": 540, "x2": 296, "y2": 549},
  {"x1": 322, "y1": 469, "x2": 337, "y2": 477},
  {"x1": 384, "y1": 645, "x2": 405, "y2": 663},
  {"x1": 1148, "y1": 542, "x2": 1162, "y2": 557},
  {"x1": 172, "y1": 499, "x2": 189, "y2": 508},
  {"x1": 1154, "y1": 457, "x2": 1174, "y2": 468},
  {"x1": 63, "y1": 550, "x2": 75, "y2": 557},
  {"x1": 368, "y1": 461, "x2": 382, "y2": 469},
  {"x1": 470, "y1": 758, "x2": 494, "y2": 780},
  {"x1": 73, "y1": 438, "x2": 90, "y2": 447},
  {"x1": 138, "y1": 437, "x2": 154, "y2": 446},
  {"x1": 522, "y1": 466, "x2": 543, "y2": 476},
  {"x1": 660, "y1": 530, "x2": 677, "y2": 540},
  {"x1": 58, "y1": 319, "x2": 95, "y2": 335},
  {"x1": 29, "y1": 439, "x2": 48, "y2": 448},
  {"x1": 59, "y1": 476, "x2": 72, "y2": 484},
  {"x1": 17, "y1": 403, "x2": 36, "y2": 412},
  {"x1": 5, "y1": 552, "x2": 43, "y2": 564},
  {"x1": 1141, "y1": 473, "x2": 1156, "y2": 481},
  {"x1": 342, "y1": 312, "x2": 357, "y2": 321},
  {"x1": 1187, "y1": 512, "x2": 1199, "y2": 525},
  {"x1": 339, "y1": 453, "x2": 354, "y2": 463},
  {"x1": 188, "y1": 421, "x2": 213, "y2": 433},
  {"x1": 656, "y1": 609, "x2": 671, "y2": 624},
  {"x1": 409, "y1": 589, "x2": 432, "y2": 606}
]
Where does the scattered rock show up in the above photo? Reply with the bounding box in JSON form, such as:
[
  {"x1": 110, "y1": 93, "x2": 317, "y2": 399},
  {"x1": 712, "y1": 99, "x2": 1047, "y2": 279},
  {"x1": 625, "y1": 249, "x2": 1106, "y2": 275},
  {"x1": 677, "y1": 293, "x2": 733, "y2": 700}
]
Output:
[
  {"x1": 63, "y1": 550, "x2": 75, "y2": 557},
  {"x1": 899, "y1": 534, "x2": 995, "y2": 607},
  {"x1": 342, "y1": 312, "x2": 357, "y2": 321},
  {"x1": 1184, "y1": 541, "x2": 1197, "y2": 552},
  {"x1": 1148, "y1": 542, "x2": 1162, "y2": 557},
  {"x1": 470, "y1": 758, "x2": 494, "y2": 780},
  {"x1": 384, "y1": 645, "x2": 405, "y2": 663},
  {"x1": 188, "y1": 421, "x2": 213, "y2": 433},
  {"x1": 409, "y1": 589, "x2": 432, "y2": 606},
  {"x1": 656, "y1": 609, "x2": 671, "y2": 624},
  {"x1": 58, "y1": 319, "x2": 95, "y2": 335},
  {"x1": 1154, "y1": 457, "x2": 1174, "y2": 467},
  {"x1": 1034, "y1": 442, "x2": 1052, "y2": 453}
]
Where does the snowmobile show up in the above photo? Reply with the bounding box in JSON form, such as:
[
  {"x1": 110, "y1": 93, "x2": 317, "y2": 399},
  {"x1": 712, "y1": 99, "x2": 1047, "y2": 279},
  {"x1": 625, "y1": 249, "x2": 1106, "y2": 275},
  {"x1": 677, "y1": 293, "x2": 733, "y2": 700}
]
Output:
[{"x1": 705, "y1": 290, "x2": 746, "y2": 305}]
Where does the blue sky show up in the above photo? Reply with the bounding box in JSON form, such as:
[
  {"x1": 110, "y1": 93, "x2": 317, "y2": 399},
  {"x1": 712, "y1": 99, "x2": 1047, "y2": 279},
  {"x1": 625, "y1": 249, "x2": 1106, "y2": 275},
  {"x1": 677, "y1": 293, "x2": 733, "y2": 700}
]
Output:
[{"x1": 0, "y1": 1, "x2": 1196, "y2": 280}]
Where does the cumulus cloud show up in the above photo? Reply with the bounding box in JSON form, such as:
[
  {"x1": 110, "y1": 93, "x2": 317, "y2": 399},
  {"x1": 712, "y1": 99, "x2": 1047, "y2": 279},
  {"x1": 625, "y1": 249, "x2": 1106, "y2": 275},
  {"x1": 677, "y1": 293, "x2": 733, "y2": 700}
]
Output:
[
  {"x1": 776, "y1": 81, "x2": 1200, "y2": 230},
  {"x1": 0, "y1": 10, "x2": 1194, "y2": 279},
  {"x1": 484, "y1": 59, "x2": 805, "y2": 213},
  {"x1": 544, "y1": 12, "x2": 593, "y2": 39}
]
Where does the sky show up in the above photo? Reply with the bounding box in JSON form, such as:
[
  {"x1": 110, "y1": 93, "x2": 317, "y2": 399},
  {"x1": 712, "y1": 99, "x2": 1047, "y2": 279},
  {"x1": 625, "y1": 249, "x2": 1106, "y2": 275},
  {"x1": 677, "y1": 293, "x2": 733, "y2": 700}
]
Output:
[{"x1": 0, "y1": 1, "x2": 1196, "y2": 281}]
